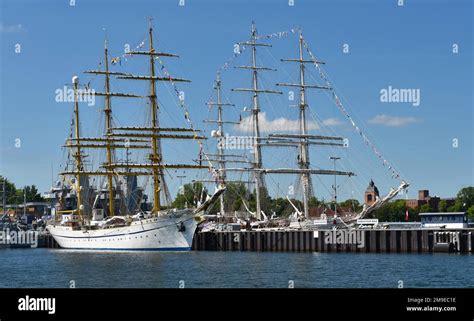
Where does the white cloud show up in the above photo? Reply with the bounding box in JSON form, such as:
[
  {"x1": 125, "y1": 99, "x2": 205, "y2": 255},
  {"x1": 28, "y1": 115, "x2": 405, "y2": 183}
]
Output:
[
  {"x1": 0, "y1": 23, "x2": 25, "y2": 33},
  {"x1": 368, "y1": 114, "x2": 419, "y2": 127},
  {"x1": 234, "y1": 112, "x2": 341, "y2": 133},
  {"x1": 322, "y1": 118, "x2": 343, "y2": 126}
]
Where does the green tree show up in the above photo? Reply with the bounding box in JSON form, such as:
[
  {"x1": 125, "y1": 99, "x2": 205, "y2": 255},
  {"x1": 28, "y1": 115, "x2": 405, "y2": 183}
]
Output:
[
  {"x1": 438, "y1": 199, "x2": 448, "y2": 212},
  {"x1": 445, "y1": 187, "x2": 474, "y2": 213},
  {"x1": 308, "y1": 196, "x2": 322, "y2": 208},
  {"x1": 270, "y1": 197, "x2": 289, "y2": 217},
  {"x1": 373, "y1": 199, "x2": 418, "y2": 222},
  {"x1": 208, "y1": 182, "x2": 250, "y2": 214},
  {"x1": 447, "y1": 203, "x2": 461, "y2": 212},
  {"x1": 172, "y1": 182, "x2": 207, "y2": 209},
  {"x1": 0, "y1": 177, "x2": 45, "y2": 209},
  {"x1": 467, "y1": 205, "x2": 474, "y2": 221},
  {"x1": 455, "y1": 186, "x2": 474, "y2": 211},
  {"x1": 24, "y1": 185, "x2": 44, "y2": 202},
  {"x1": 269, "y1": 197, "x2": 302, "y2": 218},
  {"x1": 12, "y1": 185, "x2": 45, "y2": 203},
  {"x1": 257, "y1": 186, "x2": 272, "y2": 214},
  {"x1": 246, "y1": 186, "x2": 272, "y2": 214},
  {"x1": 338, "y1": 199, "x2": 362, "y2": 212},
  {"x1": 419, "y1": 204, "x2": 430, "y2": 214},
  {"x1": 0, "y1": 176, "x2": 19, "y2": 205},
  {"x1": 224, "y1": 183, "x2": 248, "y2": 212}
]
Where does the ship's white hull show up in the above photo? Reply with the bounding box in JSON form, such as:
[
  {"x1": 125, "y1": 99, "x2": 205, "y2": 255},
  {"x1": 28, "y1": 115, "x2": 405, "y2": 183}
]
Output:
[{"x1": 46, "y1": 210, "x2": 199, "y2": 251}]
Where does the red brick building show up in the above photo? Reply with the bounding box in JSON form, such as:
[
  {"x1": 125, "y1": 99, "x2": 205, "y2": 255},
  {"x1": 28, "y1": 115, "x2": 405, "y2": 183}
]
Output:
[{"x1": 405, "y1": 190, "x2": 455, "y2": 210}]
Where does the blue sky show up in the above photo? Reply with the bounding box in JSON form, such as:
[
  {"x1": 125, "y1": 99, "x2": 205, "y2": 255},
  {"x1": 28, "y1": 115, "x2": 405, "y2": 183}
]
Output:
[{"x1": 0, "y1": 0, "x2": 472, "y2": 204}]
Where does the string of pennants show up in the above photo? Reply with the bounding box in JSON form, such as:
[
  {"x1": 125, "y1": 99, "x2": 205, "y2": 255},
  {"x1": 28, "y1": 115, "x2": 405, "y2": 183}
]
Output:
[
  {"x1": 255, "y1": 27, "x2": 301, "y2": 40},
  {"x1": 206, "y1": 43, "x2": 249, "y2": 112},
  {"x1": 217, "y1": 45, "x2": 246, "y2": 75},
  {"x1": 215, "y1": 28, "x2": 301, "y2": 74},
  {"x1": 301, "y1": 38, "x2": 404, "y2": 182},
  {"x1": 110, "y1": 38, "x2": 147, "y2": 65},
  {"x1": 207, "y1": 27, "x2": 301, "y2": 111}
]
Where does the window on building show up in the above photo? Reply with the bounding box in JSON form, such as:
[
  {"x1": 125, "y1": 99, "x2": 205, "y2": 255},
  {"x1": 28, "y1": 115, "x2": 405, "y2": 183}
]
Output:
[{"x1": 367, "y1": 195, "x2": 372, "y2": 202}]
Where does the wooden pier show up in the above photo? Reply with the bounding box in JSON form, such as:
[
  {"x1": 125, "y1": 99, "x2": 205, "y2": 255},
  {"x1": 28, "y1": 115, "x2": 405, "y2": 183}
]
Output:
[
  {"x1": 192, "y1": 229, "x2": 474, "y2": 254},
  {"x1": 39, "y1": 233, "x2": 60, "y2": 248}
]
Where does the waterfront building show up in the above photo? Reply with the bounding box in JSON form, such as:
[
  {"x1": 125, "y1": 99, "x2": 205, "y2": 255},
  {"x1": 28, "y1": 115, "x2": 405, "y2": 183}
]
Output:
[
  {"x1": 419, "y1": 212, "x2": 468, "y2": 229},
  {"x1": 5, "y1": 202, "x2": 49, "y2": 218}
]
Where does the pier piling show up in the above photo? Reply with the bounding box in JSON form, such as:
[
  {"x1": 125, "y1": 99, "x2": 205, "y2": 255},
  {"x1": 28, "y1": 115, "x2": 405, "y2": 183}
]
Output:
[{"x1": 192, "y1": 229, "x2": 474, "y2": 254}]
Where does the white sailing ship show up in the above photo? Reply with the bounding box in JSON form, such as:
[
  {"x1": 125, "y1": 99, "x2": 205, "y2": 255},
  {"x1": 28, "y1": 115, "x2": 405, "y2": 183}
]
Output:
[{"x1": 47, "y1": 21, "x2": 224, "y2": 250}]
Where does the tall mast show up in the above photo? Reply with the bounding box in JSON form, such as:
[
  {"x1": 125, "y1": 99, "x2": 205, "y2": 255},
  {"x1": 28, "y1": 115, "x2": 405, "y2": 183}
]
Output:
[
  {"x1": 250, "y1": 23, "x2": 263, "y2": 220},
  {"x1": 108, "y1": 19, "x2": 206, "y2": 214},
  {"x1": 276, "y1": 32, "x2": 350, "y2": 219},
  {"x1": 232, "y1": 22, "x2": 282, "y2": 220},
  {"x1": 297, "y1": 33, "x2": 312, "y2": 218},
  {"x1": 147, "y1": 20, "x2": 162, "y2": 214},
  {"x1": 104, "y1": 37, "x2": 115, "y2": 217},
  {"x1": 204, "y1": 75, "x2": 250, "y2": 218},
  {"x1": 208, "y1": 74, "x2": 242, "y2": 217},
  {"x1": 216, "y1": 75, "x2": 226, "y2": 217},
  {"x1": 72, "y1": 76, "x2": 83, "y2": 219}
]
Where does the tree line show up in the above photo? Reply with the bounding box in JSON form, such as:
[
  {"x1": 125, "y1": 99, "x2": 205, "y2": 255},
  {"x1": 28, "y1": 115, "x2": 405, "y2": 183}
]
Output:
[
  {"x1": 172, "y1": 182, "x2": 474, "y2": 222},
  {"x1": 0, "y1": 176, "x2": 45, "y2": 207},
  {"x1": 171, "y1": 182, "x2": 362, "y2": 218}
]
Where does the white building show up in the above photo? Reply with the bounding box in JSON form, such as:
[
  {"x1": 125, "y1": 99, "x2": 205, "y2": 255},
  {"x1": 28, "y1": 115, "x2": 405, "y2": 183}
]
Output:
[{"x1": 420, "y1": 212, "x2": 468, "y2": 229}]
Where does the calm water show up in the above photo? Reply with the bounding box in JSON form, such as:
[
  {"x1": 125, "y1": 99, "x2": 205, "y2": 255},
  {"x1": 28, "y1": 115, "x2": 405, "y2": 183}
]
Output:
[{"x1": 0, "y1": 249, "x2": 472, "y2": 288}]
